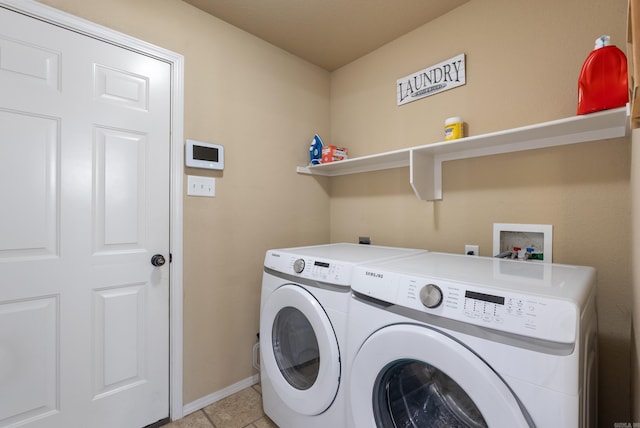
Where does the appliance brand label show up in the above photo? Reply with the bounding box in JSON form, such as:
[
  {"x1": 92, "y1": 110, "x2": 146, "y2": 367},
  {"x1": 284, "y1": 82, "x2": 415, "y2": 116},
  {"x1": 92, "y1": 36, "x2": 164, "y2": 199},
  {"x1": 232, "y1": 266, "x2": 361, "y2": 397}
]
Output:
[
  {"x1": 365, "y1": 271, "x2": 384, "y2": 279},
  {"x1": 397, "y1": 53, "x2": 466, "y2": 106}
]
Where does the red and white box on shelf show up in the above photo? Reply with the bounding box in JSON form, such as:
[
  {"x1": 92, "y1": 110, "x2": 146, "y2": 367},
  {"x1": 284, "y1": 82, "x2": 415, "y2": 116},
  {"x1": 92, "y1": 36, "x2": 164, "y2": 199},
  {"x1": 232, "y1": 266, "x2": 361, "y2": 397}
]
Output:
[{"x1": 321, "y1": 145, "x2": 349, "y2": 163}]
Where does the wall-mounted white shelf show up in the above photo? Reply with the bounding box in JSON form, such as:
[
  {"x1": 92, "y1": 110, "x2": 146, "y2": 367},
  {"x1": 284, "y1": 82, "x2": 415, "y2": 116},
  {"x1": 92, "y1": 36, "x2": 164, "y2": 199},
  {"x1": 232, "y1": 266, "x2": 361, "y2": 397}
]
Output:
[{"x1": 297, "y1": 106, "x2": 629, "y2": 201}]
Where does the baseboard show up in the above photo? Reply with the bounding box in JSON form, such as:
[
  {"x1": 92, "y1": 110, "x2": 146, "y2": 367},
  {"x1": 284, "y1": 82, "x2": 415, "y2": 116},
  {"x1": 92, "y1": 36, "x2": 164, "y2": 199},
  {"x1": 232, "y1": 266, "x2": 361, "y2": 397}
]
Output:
[{"x1": 182, "y1": 374, "x2": 260, "y2": 416}]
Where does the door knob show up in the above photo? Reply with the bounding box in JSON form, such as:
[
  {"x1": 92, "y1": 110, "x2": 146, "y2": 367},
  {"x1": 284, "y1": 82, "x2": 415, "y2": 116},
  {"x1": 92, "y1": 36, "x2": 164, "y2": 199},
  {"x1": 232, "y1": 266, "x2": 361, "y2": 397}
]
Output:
[{"x1": 151, "y1": 254, "x2": 166, "y2": 267}]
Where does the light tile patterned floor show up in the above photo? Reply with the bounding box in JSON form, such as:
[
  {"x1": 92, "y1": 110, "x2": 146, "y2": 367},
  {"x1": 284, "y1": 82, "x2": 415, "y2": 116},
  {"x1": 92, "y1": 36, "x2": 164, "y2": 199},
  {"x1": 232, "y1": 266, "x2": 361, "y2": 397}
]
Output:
[{"x1": 165, "y1": 384, "x2": 277, "y2": 428}]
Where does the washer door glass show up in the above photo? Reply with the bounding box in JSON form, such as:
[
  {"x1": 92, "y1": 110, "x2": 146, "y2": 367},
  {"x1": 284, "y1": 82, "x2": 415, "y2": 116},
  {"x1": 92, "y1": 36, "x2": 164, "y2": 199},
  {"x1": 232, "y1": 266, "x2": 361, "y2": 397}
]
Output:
[
  {"x1": 272, "y1": 306, "x2": 320, "y2": 390},
  {"x1": 375, "y1": 359, "x2": 487, "y2": 428}
]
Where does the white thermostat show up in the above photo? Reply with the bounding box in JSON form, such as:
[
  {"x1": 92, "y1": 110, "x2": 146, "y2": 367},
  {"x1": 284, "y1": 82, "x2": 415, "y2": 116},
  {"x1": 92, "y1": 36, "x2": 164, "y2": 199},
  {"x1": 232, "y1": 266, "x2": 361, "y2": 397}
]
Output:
[{"x1": 186, "y1": 139, "x2": 224, "y2": 170}]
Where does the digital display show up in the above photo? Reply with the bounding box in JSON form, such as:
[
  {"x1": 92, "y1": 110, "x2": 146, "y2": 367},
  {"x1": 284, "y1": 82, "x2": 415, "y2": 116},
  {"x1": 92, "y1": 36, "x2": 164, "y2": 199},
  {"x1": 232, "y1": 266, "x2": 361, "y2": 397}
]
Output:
[
  {"x1": 465, "y1": 290, "x2": 505, "y2": 305},
  {"x1": 186, "y1": 139, "x2": 224, "y2": 170},
  {"x1": 193, "y1": 145, "x2": 219, "y2": 162},
  {"x1": 314, "y1": 261, "x2": 330, "y2": 268}
]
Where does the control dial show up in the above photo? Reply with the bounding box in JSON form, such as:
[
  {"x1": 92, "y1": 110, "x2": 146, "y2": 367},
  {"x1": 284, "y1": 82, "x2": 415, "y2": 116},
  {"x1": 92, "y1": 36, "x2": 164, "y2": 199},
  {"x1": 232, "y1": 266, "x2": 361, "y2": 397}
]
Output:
[
  {"x1": 419, "y1": 284, "x2": 443, "y2": 308},
  {"x1": 293, "y1": 258, "x2": 305, "y2": 274}
]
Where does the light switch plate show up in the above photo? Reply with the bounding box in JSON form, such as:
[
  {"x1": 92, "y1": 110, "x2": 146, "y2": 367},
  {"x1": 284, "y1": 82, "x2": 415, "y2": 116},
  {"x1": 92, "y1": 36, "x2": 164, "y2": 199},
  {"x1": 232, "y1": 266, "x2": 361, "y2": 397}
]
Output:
[{"x1": 187, "y1": 175, "x2": 215, "y2": 197}]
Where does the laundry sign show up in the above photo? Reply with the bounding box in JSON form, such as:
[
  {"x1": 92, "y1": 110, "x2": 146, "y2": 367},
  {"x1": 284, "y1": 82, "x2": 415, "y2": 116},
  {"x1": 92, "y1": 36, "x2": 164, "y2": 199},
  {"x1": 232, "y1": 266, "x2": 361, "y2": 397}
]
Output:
[{"x1": 397, "y1": 53, "x2": 466, "y2": 106}]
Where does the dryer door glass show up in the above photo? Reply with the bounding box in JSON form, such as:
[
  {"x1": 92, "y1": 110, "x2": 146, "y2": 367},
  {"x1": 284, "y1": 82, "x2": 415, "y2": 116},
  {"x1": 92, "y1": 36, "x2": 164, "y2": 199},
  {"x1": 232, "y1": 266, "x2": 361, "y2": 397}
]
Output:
[
  {"x1": 374, "y1": 359, "x2": 487, "y2": 428},
  {"x1": 272, "y1": 306, "x2": 320, "y2": 390}
]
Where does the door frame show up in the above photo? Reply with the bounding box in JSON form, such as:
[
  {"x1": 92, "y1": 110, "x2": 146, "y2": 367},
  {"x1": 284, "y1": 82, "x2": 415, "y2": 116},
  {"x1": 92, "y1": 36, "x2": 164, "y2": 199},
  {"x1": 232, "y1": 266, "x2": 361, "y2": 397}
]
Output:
[{"x1": 0, "y1": 0, "x2": 186, "y2": 420}]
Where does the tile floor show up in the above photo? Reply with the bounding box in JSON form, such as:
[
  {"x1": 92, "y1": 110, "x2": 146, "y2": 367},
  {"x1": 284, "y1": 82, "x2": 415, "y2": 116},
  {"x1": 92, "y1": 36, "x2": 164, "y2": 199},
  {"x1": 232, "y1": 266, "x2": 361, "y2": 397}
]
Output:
[{"x1": 164, "y1": 384, "x2": 278, "y2": 428}]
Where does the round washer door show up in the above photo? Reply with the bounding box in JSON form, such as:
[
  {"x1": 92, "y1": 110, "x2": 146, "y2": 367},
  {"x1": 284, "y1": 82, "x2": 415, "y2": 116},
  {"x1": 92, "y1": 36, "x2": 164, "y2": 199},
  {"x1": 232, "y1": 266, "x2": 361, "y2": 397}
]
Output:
[
  {"x1": 350, "y1": 324, "x2": 531, "y2": 428},
  {"x1": 261, "y1": 284, "x2": 341, "y2": 415}
]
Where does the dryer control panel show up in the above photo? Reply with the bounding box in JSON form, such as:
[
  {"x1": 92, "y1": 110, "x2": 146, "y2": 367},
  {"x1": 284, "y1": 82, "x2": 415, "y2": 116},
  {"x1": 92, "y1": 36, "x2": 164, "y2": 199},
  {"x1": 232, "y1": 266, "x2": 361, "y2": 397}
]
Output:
[
  {"x1": 290, "y1": 257, "x2": 348, "y2": 284},
  {"x1": 265, "y1": 251, "x2": 352, "y2": 287},
  {"x1": 356, "y1": 271, "x2": 578, "y2": 344}
]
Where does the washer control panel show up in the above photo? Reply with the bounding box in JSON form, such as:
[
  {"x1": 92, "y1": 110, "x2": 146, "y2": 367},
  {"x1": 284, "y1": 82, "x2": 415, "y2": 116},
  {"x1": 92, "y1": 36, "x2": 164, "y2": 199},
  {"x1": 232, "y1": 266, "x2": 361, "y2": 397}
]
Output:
[{"x1": 367, "y1": 273, "x2": 577, "y2": 343}]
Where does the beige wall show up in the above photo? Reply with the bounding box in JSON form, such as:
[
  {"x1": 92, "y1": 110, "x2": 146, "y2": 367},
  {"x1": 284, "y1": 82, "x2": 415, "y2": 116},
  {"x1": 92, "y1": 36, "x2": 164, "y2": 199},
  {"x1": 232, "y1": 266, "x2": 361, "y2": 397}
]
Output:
[
  {"x1": 36, "y1": 0, "x2": 331, "y2": 404},
  {"x1": 330, "y1": 0, "x2": 631, "y2": 425},
  {"x1": 33, "y1": 0, "x2": 636, "y2": 424}
]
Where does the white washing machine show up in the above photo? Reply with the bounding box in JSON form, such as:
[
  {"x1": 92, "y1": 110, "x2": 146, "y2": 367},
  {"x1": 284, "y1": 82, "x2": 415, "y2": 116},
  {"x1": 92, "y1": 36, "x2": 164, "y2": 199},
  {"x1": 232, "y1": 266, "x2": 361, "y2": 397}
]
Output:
[
  {"x1": 346, "y1": 252, "x2": 598, "y2": 428},
  {"x1": 260, "y1": 243, "x2": 425, "y2": 428}
]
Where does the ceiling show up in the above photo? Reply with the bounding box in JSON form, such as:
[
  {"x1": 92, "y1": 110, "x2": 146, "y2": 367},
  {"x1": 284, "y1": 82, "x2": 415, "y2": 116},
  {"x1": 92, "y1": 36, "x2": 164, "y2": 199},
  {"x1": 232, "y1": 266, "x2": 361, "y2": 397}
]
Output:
[{"x1": 182, "y1": 0, "x2": 469, "y2": 71}]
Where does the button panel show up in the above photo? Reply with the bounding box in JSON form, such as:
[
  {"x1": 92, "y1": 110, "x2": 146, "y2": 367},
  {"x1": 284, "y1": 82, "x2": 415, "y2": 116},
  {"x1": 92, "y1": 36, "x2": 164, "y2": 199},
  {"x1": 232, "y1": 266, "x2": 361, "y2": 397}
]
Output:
[
  {"x1": 393, "y1": 274, "x2": 577, "y2": 343},
  {"x1": 287, "y1": 256, "x2": 349, "y2": 285}
]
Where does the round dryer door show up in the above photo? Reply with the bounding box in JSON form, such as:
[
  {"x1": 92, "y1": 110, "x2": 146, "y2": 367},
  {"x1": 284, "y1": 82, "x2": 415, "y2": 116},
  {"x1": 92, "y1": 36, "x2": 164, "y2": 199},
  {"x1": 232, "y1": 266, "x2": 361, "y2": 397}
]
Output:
[
  {"x1": 350, "y1": 324, "x2": 532, "y2": 428},
  {"x1": 260, "y1": 284, "x2": 340, "y2": 416}
]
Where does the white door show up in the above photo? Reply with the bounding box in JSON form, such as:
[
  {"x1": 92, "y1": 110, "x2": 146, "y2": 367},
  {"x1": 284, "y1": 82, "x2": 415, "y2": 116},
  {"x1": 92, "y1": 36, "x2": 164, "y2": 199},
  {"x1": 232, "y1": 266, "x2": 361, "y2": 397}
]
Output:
[
  {"x1": 349, "y1": 324, "x2": 533, "y2": 427},
  {"x1": 0, "y1": 6, "x2": 170, "y2": 428},
  {"x1": 260, "y1": 284, "x2": 341, "y2": 415}
]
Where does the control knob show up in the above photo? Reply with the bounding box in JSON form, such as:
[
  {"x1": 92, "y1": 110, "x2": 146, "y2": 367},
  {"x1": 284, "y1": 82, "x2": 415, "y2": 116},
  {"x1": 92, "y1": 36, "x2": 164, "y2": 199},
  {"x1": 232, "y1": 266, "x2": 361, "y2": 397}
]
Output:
[
  {"x1": 293, "y1": 258, "x2": 305, "y2": 273},
  {"x1": 419, "y1": 284, "x2": 443, "y2": 308}
]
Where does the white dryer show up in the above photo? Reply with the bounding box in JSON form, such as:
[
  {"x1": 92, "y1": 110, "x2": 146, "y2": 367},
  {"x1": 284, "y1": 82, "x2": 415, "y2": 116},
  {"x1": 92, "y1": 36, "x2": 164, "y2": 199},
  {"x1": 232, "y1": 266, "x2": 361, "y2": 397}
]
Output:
[
  {"x1": 346, "y1": 252, "x2": 598, "y2": 428},
  {"x1": 260, "y1": 243, "x2": 425, "y2": 428}
]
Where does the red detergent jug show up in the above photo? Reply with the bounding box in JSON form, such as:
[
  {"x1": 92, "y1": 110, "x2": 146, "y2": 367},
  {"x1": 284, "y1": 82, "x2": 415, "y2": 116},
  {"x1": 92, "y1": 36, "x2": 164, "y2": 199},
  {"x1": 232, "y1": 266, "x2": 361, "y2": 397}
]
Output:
[{"x1": 577, "y1": 35, "x2": 628, "y2": 115}]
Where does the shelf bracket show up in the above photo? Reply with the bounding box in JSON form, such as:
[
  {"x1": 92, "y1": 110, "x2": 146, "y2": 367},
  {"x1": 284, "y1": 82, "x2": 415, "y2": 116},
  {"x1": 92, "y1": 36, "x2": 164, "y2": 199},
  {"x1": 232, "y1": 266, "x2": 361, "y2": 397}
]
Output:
[{"x1": 409, "y1": 149, "x2": 440, "y2": 201}]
